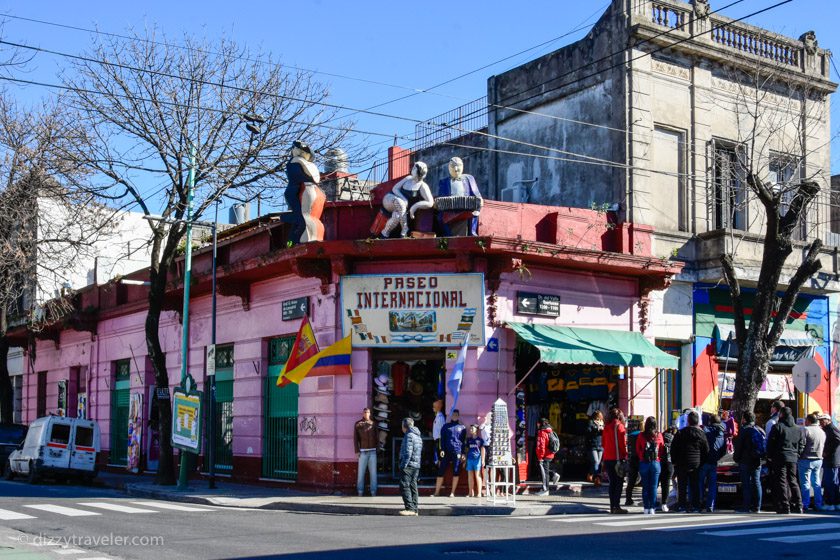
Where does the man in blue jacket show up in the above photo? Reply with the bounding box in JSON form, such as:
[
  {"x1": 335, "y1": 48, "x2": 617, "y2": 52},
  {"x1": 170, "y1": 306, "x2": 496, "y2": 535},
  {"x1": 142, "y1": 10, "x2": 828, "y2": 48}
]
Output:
[
  {"x1": 399, "y1": 418, "x2": 423, "y2": 516},
  {"x1": 700, "y1": 414, "x2": 726, "y2": 512}
]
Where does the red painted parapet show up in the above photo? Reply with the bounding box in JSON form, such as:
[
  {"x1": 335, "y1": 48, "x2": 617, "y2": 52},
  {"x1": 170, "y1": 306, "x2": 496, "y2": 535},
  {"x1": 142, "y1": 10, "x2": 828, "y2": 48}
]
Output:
[{"x1": 388, "y1": 146, "x2": 411, "y2": 181}]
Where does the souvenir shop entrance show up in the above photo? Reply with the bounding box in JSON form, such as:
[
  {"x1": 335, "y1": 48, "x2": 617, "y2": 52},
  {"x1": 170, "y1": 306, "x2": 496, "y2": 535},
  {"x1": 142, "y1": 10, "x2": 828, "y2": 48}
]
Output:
[
  {"x1": 515, "y1": 341, "x2": 619, "y2": 480},
  {"x1": 371, "y1": 349, "x2": 446, "y2": 483}
]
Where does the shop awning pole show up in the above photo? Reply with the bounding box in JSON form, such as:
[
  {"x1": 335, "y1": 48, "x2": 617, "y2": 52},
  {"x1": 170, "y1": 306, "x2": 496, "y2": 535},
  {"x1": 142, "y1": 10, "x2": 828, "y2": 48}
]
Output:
[
  {"x1": 507, "y1": 358, "x2": 540, "y2": 396},
  {"x1": 628, "y1": 367, "x2": 669, "y2": 403}
]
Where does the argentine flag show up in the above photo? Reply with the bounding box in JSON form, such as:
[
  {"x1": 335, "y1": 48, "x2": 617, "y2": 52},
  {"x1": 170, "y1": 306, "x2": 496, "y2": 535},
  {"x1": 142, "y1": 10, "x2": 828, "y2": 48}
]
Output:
[{"x1": 447, "y1": 336, "x2": 470, "y2": 415}]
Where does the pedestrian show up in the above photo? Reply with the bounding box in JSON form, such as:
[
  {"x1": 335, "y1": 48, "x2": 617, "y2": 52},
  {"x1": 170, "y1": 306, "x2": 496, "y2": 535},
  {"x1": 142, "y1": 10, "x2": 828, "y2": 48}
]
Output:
[
  {"x1": 798, "y1": 413, "x2": 825, "y2": 511},
  {"x1": 398, "y1": 417, "x2": 423, "y2": 516},
  {"x1": 818, "y1": 413, "x2": 840, "y2": 511},
  {"x1": 354, "y1": 407, "x2": 379, "y2": 497},
  {"x1": 535, "y1": 418, "x2": 560, "y2": 496},
  {"x1": 636, "y1": 416, "x2": 665, "y2": 514},
  {"x1": 733, "y1": 411, "x2": 766, "y2": 513},
  {"x1": 700, "y1": 414, "x2": 726, "y2": 512},
  {"x1": 767, "y1": 407, "x2": 805, "y2": 514},
  {"x1": 721, "y1": 409, "x2": 738, "y2": 455},
  {"x1": 765, "y1": 400, "x2": 783, "y2": 436},
  {"x1": 478, "y1": 411, "x2": 492, "y2": 497},
  {"x1": 658, "y1": 423, "x2": 677, "y2": 512},
  {"x1": 603, "y1": 407, "x2": 629, "y2": 514},
  {"x1": 465, "y1": 424, "x2": 485, "y2": 498},
  {"x1": 587, "y1": 410, "x2": 604, "y2": 487},
  {"x1": 434, "y1": 409, "x2": 466, "y2": 497},
  {"x1": 624, "y1": 418, "x2": 642, "y2": 507},
  {"x1": 670, "y1": 410, "x2": 709, "y2": 513}
]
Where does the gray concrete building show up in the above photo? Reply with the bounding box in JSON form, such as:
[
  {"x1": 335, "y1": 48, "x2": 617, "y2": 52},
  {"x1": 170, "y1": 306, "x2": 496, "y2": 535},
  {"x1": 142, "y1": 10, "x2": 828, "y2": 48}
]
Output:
[{"x1": 416, "y1": 0, "x2": 839, "y2": 420}]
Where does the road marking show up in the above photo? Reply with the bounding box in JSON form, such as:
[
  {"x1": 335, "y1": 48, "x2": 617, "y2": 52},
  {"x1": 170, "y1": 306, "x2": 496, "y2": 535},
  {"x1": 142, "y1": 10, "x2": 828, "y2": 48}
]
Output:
[
  {"x1": 130, "y1": 501, "x2": 215, "y2": 512},
  {"x1": 651, "y1": 517, "x2": 795, "y2": 531},
  {"x1": 23, "y1": 504, "x2": 101, "y2": 517},
  {"x1": 703, "y1": 522, "x2": 840, "y2": 537},
  {"x1": 597, "y1": 515, "x2": 736, "y2": 527},
  {"x1": 762, "y1": 533, "x2": 840, "y2": 544},
  {"x1": 53, "y1": 549, "x2": 87, "y2": 555},
  {"x1": 77, "y1": 502, "x2": 158, "y2": 514},
  {"x1": 0, "y1": 508, "x2": 36, "y2": 520}
]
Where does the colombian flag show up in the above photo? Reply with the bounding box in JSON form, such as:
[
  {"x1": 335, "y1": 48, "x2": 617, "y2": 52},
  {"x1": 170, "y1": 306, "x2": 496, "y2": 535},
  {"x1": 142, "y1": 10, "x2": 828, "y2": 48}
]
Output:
[
  {"x1": 280, "y1": 335, "x2": 353, "y2": 385},
  {"x1": 276, "y1": 316, "x2": 319, "y2": 387}
]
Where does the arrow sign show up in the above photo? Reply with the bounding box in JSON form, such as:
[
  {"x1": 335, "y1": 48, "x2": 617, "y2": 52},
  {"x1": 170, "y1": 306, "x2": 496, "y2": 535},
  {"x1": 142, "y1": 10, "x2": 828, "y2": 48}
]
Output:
[{"x1": 486, "y1": 337, "x2": 499, "y2": 352}]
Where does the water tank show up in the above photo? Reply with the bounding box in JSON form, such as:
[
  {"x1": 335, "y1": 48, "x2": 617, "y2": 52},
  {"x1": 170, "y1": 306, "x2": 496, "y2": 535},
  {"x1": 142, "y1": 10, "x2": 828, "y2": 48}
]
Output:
[
  {"x1": 229, "y1": 202, "x2": 250, "y2": 225},
  {"x1": 323, "y1": 148, "x2": 349, "y2": 174}
]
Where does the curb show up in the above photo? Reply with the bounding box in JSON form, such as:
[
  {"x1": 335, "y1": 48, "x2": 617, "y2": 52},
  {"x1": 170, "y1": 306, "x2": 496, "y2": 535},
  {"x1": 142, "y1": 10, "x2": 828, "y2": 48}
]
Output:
[{"x1": 120, "y1": 483, "x2": 605, "y2": 517}]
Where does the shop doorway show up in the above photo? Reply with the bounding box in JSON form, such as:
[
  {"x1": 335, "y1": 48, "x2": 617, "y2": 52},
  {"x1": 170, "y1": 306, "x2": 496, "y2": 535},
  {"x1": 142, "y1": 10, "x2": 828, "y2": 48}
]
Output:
[
  {"x1": 515, "y1": 343, "x2": 619, "y2": 481},
  {"x1": 371, "y1": 349, "x2": 445, "y2": 482},
  {"x1": 109, "y1": 360, "x2": 130, "y2": 466},
  {"x1": 212, "y1": 345, "x2": 234, "y2": 473},
  {"x1": 263, "y1": 336, "x2": 299, "y2": 480}
]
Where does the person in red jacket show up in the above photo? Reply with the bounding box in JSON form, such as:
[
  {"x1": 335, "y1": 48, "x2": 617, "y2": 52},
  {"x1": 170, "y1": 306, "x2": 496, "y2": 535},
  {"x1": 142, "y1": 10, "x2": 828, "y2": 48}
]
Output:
[
  {"x1": 636, "y1": 416, "x2": 665, "y2": 514},
  {"x1": 603, "y1": 407, "x2": 629, "y2": 514},
  {"x1": 535, "y1": 418, "x2": 559, "y2": 496}
]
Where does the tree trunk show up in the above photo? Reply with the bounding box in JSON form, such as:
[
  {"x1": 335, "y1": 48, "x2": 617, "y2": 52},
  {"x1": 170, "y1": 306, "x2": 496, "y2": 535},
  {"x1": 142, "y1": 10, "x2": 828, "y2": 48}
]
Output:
[{"x1": 146, "y1": 266, "x2": 176, "y2": 485}]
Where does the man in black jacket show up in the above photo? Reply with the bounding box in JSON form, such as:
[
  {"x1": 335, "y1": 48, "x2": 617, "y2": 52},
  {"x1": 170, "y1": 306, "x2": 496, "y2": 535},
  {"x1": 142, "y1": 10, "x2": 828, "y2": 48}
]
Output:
[
  {"x1": 767, "y1": 407, "x2": 805, "y2": 514},
  {"x1": 670, "y1": 411, "x2": 709, "y2": 512},
  {"x1": 733, "y1": 411, "x2": 765, "y2": 512},
  {"x1": 818, "y1": 413, "x2": 840, "y2": 510}
]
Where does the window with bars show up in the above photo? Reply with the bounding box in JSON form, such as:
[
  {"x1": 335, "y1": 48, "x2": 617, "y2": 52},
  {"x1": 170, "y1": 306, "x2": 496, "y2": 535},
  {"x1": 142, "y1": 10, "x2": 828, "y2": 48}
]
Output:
[
  {"x1": 712, "y1": 142, "x2": 748, "y2": 231},
  {"x1": 109, "y1": 359, "x2": 131, "y2": 466},
  {"x1": 263, "y1": 336, "x2": 299, "y2": 480}
]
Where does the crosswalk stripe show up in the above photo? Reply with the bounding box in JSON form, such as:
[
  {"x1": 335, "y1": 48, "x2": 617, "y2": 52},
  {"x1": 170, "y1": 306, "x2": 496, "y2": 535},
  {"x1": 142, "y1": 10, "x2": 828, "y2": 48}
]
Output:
[
  {"x1": 77, "y1": 502, "x2": 157, "y2": 514},
  {"x1": 558, "y1": 515, "x2": 615, "y2": 522},
  {"x1": 23, "y1": 505, "x2": 100, "y2": 517},
  {"x1": 597, "y1": 515, "x2": 736, "y2": 527},
  {"x1": 703, "y1": 522, "x2": 840, "y2": 537},
  {"x1": 0, "y1": 508, "x2": 36, "y2": 520},
  {"x1": 650, "y1": 517, "x2": 795, "y2": 531},
  {"x1": 762, "y1": 533, "x2": 840, "y2": 544},
  {"x1": 130, "y1": 501, "x2": 214, "y2": 512},
  {"x1": 53, "y1": 549, "x2": 87, "y2": 555}
]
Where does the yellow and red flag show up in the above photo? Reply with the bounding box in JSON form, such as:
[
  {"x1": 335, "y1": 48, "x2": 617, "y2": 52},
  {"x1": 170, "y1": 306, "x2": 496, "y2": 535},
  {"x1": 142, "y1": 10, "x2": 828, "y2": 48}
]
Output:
[
  {"x1": 276, "y1": 315, "x2": 319, "y2": 387},
  {"x1": 281, "y1": 335, "x2": 353, "y2": 385}
]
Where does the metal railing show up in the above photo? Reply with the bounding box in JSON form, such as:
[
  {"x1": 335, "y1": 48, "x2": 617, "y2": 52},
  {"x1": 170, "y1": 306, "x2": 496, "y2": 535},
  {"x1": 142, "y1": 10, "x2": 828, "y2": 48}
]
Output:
[{"x1": 414, "y1": 97, "x2": 488, "y2": 151}]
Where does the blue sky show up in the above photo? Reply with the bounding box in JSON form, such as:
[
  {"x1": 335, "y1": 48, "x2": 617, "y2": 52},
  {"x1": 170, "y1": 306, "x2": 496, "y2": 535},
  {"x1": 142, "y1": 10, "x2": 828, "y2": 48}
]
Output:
[{"x1": 1, "y1": 0, "x2": 837, "y2": 213}]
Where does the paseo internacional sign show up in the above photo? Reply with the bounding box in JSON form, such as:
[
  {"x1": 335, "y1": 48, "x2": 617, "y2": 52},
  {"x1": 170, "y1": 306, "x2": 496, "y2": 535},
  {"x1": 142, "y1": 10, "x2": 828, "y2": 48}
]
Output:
[
  {"x1": 340, "y1": 273, "x2": 486, "y2": 347},
  {"x1": 170, "y1": 374, "x2": 203, "y2": 453}
]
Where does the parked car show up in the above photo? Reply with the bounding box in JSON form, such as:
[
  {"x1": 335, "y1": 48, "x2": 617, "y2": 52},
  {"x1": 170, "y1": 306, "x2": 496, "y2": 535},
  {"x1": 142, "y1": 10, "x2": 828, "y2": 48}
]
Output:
[
  {"x1": 5, "y1": 416, "x2": 100, "y2": 483},
  {"x1": 715, "y1": 452, "x2": 772, "y2": 509},
  {"x1": 0, "y1": 423, "x2": 28, "y2": 477}
]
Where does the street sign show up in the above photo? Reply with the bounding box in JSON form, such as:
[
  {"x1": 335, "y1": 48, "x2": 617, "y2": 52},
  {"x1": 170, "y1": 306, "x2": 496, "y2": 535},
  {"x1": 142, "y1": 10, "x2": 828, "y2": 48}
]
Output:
[
  {"x1": 486, "y1": 337, "x2": 499, "y2": 352},
  {"x1": 206, "y1": 344, "x2": 216, "y2": 377},
  {"x1": 516, "y1": 292, "x2": 560, "y2": 317},
  {"x1": 155, "y1": 387, "x2": 171, "y2": 400},
  {"x1": 282, "y1": 297, "x2": 309, "y2": 321},
  {"x1": 792, "y1": 357, "x2": 821, "y2": 394}
]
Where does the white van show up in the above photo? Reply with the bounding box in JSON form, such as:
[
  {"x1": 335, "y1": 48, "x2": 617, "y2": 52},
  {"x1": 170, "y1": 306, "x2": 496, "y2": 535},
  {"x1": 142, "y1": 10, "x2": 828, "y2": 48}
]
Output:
[{"x1": 5, "y1": 416, "x2": 100, "y2": 483}]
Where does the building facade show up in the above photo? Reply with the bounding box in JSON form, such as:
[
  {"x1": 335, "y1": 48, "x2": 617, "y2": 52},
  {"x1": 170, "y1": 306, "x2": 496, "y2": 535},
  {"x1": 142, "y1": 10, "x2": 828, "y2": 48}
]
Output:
[
  {"x1": 415, "y1": 0, "x2": 839, "y2": 424},
  {"x1": 8, "y1": 184, "x2": 680, "y2": 487}
]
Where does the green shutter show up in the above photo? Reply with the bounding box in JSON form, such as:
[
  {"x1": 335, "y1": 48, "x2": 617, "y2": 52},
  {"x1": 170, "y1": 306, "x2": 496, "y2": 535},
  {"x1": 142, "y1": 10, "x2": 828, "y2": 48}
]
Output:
[
  {"x1": 262, "y1": 337, "x2": 299, "y2": 479},
  {"x1": 109, "y1": 359, "x2": 131, "y2": 466},
  {"x1": 211, "y1": 345, "x2": 234, "y2": 471}
]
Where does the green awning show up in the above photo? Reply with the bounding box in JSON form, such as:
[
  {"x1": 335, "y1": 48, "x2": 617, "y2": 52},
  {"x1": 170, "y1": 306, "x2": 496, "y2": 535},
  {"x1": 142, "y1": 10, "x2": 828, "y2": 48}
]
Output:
[{"x1": 507, "y1": 322, "x2": 679, "y2": 369}]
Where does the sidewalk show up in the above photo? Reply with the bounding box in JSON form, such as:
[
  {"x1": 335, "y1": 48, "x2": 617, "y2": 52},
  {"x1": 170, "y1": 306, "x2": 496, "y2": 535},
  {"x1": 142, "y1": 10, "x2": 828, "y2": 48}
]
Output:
[{"x1": 97, "y1": 472, "x2": 613, "y2": 516}]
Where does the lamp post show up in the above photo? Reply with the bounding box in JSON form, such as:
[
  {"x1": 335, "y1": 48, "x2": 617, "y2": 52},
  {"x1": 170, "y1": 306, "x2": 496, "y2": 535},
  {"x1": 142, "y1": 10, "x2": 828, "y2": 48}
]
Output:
[{"x1": 208, "y1": 199, "x2": 218, "y2": 489}]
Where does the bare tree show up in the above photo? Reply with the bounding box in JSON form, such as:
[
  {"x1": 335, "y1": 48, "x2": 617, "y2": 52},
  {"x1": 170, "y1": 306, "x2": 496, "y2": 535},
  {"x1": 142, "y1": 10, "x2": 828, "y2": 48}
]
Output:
[
  {"x1": 57, "y1": 29, "x2": 358, "y2": 484},
  {"x1": 712, "y1": 63, "x2": 831, "y2": 419},
  {"x1": 0, "y1": 95, "x2": 117, "y2": 424}
]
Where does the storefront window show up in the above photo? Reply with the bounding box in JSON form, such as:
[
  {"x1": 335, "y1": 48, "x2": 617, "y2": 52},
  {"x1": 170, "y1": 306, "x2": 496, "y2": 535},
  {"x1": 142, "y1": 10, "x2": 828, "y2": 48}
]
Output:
[
  {"x1": 371, "y1": 350, "x2": 445, "y2": 481},
  {"x1": 516, "y1": 343, "x2": 619, "y2": 480}
]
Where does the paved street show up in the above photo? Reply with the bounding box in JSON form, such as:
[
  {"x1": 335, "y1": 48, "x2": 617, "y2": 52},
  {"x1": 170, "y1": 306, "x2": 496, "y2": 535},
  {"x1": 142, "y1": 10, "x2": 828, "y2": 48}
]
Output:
[{"x1": 2, "y1": 480, "x2": 840, "y2": 559}]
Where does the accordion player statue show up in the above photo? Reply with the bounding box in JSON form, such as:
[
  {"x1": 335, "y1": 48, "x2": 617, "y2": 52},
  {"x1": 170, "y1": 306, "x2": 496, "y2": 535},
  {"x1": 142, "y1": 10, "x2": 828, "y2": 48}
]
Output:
[{"x1": 436, "y1": 157, "x2": 483, "y2": 237}]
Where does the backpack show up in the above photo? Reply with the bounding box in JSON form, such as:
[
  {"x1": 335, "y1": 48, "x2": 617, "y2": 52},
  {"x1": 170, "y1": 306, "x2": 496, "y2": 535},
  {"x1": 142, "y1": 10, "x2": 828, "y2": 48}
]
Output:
[
  {"x1": 643, "y1": 437, "x2": 659, "y2": 462},
  {"x1": 749, "y1": 427, "x2": 767, "y2": 461},
  {"x1": 548, "y1": 430, "x2": 560, "y2": 454}
]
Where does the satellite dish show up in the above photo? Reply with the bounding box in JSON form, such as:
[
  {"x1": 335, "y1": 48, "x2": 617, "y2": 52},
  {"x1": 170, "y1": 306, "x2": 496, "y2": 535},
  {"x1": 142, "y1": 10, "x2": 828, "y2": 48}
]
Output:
[{"x1": 792, "y1": 357, "x2": 821, "y2": 395}]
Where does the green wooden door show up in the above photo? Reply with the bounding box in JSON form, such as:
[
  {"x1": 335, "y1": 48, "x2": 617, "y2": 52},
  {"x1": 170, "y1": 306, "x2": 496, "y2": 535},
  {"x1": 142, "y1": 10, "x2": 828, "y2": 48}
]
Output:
[
  {"x1": 263, "y1": 337, "x2": 299, "y2": 480},
  {"x1": 213, "y1": 345, "x2": 234, "y2": 472},
  {"x1": 109, "y1": 360, "x2": 130, "y2": 466}
]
